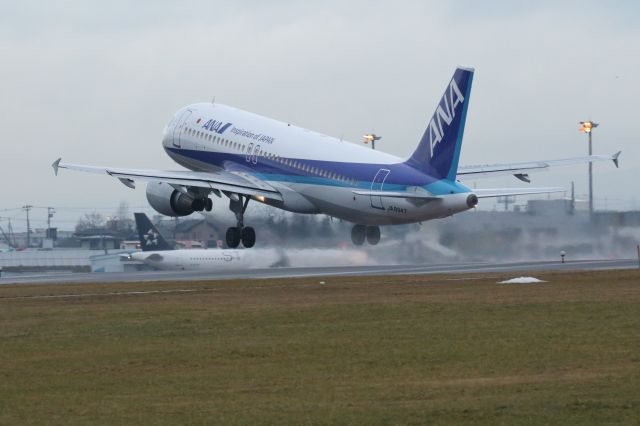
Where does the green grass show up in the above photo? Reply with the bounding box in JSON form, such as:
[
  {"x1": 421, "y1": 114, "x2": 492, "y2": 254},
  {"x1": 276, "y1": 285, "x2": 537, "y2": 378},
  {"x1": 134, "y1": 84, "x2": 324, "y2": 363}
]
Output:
[{"x1": 1, "y1": 270, "x2": 639, "y2": 425}]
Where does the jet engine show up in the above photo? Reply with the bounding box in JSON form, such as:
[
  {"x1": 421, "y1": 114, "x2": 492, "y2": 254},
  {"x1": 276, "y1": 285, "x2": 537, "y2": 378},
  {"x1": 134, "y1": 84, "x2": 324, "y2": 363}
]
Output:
[{"x1": 145, "y1": 181, "x2": 195, "y2": 217}]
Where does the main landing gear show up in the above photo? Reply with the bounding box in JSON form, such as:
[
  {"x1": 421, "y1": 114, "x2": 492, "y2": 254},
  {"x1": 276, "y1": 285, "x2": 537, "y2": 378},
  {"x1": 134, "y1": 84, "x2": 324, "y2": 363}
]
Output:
[
  {"x1": 351, "y1": 224, "x2": 381, "y2": 246},
  {"x1": 225, "y1": 194, "x2": 256, "y2": 248}
]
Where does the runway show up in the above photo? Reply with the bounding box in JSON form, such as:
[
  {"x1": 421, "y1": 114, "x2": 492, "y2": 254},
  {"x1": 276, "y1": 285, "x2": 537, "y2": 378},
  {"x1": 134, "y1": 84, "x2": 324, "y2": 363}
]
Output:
[{"x1": 0, "y1": 258, "x2": 637, "y2": 285}]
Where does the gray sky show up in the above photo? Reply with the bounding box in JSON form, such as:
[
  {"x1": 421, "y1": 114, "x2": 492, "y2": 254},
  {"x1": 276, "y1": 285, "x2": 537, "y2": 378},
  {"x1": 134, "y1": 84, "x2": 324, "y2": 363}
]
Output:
[{"x1": 1, "y1": 0, "x2": 639, "y2": 231}]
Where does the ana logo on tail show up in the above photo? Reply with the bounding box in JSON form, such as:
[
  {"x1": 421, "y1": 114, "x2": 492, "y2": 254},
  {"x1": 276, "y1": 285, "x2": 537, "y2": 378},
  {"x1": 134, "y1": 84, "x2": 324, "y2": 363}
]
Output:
[{"x1": 427, "y1": 78, "x2": 465, "y2": 158}]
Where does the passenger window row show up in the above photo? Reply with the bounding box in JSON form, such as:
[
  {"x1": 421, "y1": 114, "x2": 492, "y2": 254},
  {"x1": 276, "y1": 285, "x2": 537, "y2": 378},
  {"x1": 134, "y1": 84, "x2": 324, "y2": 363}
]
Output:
[
  {"x1": 186, "y1": 127, "x2": 244, "y2": 152},
  {"x1": 190, "y1": 257, "x2": 228, "y2": 261},
  {"x1": 186, "y1": 126, "x2": 356, "y2": 185}
]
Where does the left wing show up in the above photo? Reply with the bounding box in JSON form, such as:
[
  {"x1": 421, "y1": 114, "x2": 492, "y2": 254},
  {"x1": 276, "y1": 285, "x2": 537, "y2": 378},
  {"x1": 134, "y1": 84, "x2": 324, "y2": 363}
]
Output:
[
  {"x1": 52, "y1": 158, "x2": 283, "y2": 201},
  {"x1": 458, "y1": 151, "x2": 620, "y2": 182}
]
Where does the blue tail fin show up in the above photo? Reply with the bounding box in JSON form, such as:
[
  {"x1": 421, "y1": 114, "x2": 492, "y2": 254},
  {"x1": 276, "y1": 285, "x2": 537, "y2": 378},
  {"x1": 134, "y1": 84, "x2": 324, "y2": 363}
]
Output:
[
  {"x1": 134, "y1": 213, "x2": 174, "y2": 251},
  {"x1": 406, "y1": 67, "x2": 474, "y2": 181}
]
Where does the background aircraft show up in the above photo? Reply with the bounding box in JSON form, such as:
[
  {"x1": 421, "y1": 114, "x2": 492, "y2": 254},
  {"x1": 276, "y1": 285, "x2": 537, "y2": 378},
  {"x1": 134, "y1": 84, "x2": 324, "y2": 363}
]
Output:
[
  {"x1": 54, "y1": 67, "x2": 619, "y2": 248},
  {"x1": 127, "y1": 213, "x2": 281, "y2": 271}
]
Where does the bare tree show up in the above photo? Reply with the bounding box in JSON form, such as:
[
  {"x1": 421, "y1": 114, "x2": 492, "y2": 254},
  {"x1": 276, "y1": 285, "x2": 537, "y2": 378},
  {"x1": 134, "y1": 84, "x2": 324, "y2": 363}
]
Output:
[
  {"x1": 110, "y1": 201, "x2": 134, "y2": 233},
  {"x1": 75, "y1": 212, "x2": 105, "y2": 232},
  {"x1": 114, "y1": 201, "x2": 130, "y2": 221}
]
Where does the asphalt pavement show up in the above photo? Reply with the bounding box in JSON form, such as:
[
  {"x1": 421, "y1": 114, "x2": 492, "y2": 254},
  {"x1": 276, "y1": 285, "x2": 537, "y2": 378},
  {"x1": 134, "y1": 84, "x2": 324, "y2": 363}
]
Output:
[{"x1": 0, "y1": 258, "x2": 637, "y2": 285}]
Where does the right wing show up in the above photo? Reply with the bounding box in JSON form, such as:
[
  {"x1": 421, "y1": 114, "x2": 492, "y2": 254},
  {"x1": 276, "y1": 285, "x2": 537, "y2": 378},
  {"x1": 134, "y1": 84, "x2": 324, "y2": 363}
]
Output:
[
  {"x1": 52, "y1": 158, "x2": 283, "y2": 201},
  {"x1": 457, "y1": 151, "x2": 620, "y2": 182}
]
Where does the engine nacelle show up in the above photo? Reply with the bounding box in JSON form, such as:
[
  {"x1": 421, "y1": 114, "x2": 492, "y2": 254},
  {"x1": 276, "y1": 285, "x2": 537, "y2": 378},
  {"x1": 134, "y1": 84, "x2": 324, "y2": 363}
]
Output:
[{"x1": 146, "y1": 181, "x2": 195, "y2": 217}]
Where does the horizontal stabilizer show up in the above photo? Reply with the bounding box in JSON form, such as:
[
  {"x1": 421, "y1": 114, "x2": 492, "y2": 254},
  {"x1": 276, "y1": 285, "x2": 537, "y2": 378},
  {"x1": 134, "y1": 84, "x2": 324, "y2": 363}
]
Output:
[
  {"x1": 474, "y1": 187, "x2": 565, "y2": 198},
  {"x1": 352, "y1": 190, "x2": 440, "y2": 200},
  {"x1": 458, "y1": 152, "x2": 621, "y2": 180},
  {"x1": 354, "y1": 187, "x2": 563, "y2": 200}
]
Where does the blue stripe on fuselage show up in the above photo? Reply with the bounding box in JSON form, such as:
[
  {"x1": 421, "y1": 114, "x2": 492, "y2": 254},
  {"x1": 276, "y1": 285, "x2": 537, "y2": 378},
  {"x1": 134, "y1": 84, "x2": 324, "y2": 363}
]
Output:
[{"x1": 165, "y1": 147, "x2": 472, "y2": 195}]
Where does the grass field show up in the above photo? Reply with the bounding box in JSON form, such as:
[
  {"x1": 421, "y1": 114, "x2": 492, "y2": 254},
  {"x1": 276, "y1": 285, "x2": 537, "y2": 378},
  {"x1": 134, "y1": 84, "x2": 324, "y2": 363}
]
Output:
[{"x1": 1, "y1": 270, "x2": 639, "y2": 425}]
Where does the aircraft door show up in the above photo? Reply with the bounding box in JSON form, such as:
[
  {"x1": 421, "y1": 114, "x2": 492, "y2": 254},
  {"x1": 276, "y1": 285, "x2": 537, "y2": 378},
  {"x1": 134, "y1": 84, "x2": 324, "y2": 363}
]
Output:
[
  {"x1": 172, "y1": 109, "x2": 192, "y2": 148},
  {"x1": 370, "y1": 168, "x2": 390, "y2": 210}
]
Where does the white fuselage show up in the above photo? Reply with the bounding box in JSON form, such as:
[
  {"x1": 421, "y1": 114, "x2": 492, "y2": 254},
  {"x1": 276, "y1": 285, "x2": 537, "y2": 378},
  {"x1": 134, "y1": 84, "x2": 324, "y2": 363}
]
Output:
[
  {"x1": 131, "y1": 248, "x2": 280, "y2": 271},
  {"x1": 161, "y1": 103, "x2": 474, "y2": 226}
]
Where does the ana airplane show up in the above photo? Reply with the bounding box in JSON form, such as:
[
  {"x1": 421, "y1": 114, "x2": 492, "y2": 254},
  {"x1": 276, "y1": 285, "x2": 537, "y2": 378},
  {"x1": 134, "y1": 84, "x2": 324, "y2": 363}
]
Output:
[
  {"x1": 53, "y1": 67, "x2": 620, "y2": 248},
  {"x1": 126, "y1": 212, "x2": 280, "y2": 270}
]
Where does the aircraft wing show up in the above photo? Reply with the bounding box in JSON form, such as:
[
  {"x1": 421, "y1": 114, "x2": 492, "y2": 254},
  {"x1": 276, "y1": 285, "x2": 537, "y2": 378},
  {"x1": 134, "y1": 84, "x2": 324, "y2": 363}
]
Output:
[
  {"x1": 457, "y1": 151, "x2": 620, "y2": 182},
  {"x1": 52, "y1": 158, "x2": 283, "y2": 201}
]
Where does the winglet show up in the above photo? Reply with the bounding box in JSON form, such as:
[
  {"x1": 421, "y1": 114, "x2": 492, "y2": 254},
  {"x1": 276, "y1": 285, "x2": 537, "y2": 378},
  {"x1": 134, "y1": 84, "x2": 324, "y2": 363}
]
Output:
[
  {"x1": 52, "y1": 158, "x2": 61, "y2": 176},
  {"x1": 612, "y1": 151, "x2": 621, "y2": 168}
]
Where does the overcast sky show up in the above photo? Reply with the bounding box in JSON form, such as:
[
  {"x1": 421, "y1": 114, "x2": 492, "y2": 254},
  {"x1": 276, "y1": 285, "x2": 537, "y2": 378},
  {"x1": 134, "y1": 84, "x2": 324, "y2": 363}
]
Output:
[{"x1": 1, "y1": 1, "x2": 638, "y2": 231}]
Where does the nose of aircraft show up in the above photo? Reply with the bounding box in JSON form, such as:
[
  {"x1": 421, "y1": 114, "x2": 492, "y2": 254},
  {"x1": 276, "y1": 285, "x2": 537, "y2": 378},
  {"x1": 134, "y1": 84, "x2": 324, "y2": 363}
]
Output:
[
  {"x1": 162, "y1": 112, "x2": 179, "y2": 148},
  {"x1": 163, "y1": 126, "x2": 174, "y2": 148}
]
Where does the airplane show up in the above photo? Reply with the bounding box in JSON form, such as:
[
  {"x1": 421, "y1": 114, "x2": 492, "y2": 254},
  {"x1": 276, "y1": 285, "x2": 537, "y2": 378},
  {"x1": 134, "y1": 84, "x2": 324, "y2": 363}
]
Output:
[
  {"x1": 125, "y1": 212, "x2": 280, "y2": 271},
  {"x1": 53, "y1": 67, "x2": 620, "y2": 248}
]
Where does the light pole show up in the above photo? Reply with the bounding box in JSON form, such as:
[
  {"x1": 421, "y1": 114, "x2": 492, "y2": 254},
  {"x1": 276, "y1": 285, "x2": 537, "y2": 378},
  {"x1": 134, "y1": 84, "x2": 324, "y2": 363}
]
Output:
[
  {"x1": 47, "y1": 207, "x2": 55, "y2": 231},
  {"x1": 47, "y1": 207, "x2": 56, "y2": 246},
  {"x1": 579, "y1": 120, "x2": 598, "y2": 216},
  {"x1": 22, "y1": 205, "x2": 33, "y2": 248}
]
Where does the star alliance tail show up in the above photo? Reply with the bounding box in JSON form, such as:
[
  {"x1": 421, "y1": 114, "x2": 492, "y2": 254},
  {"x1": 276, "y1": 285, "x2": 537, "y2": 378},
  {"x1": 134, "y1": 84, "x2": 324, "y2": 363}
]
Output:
[{"x1": 134, "y1": 212, "x2": 174, "y2": 251}]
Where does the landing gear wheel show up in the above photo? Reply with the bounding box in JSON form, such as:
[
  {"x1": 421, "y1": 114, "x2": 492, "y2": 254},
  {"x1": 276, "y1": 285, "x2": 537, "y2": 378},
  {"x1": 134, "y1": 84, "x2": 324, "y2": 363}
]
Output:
[
  {"x1": 226, "y1": 227, "x2": 241, "y2": 248},
  {"x1": 228, "y1": 194, "x2": 257, "y2": 248},
  {"x1": 366, "y1": 226, "x2": 381, "y2": 245},
  {"x1": 241, "y1": 227, "x2": 256, "y2": 248},
  {"x1": 204, "y1": 198, "x2": 213, "y2": 212},
  {"x1": 351, "y1": 225, "x2": 366, "y2": 246}
]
